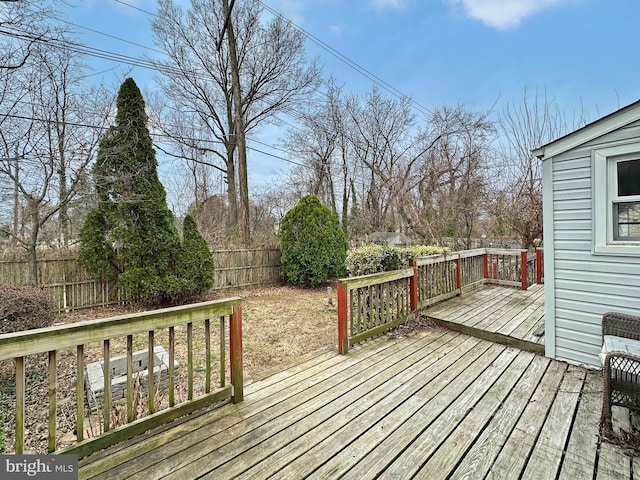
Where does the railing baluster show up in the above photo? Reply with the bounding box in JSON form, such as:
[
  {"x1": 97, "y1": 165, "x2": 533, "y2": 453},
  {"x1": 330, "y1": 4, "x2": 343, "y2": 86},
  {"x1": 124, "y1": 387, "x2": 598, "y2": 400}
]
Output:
[
  {"x1": 48, "y1": 350, "x2": 57, "y2": 453},
  {"x1": 205, "y1": 319, "x2": 211, "y2": 394},
  {"x1": 230, "y1": 306, "x2": 243, "y2": 403},
  {"x1": 127, "y1": 335, "x2": 133, "y2": 423},
  {"x1": 15, "y1": 356, "x2": 25, "y2": 454},
  {"x1": 219, "y1": 318, "x2": 225, "y2": 388},
  {"x1": 169, "y1": 326, "x2": 175, "y2": 406},
  {"x1": 103, "y1": 339, "x2": 110, "y2": 433},
  {"x1": 76, "y1": 345, "x2": 84, "y2": 443},
  {"x1": 187, "y1": 322, "x2": 193, "y2": 400},
  {"x1": 148, "y1": 331, "x2": 155, "y2": 414},
  {"x1": 337, "y1": 283, "x2": 349, "y2": 354}
]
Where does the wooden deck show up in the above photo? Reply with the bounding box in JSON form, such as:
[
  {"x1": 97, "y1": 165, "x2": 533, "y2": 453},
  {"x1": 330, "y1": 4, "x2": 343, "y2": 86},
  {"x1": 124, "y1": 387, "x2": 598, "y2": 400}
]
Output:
[
  {"x1": 79, "y1": 321, "x2": 634, "y2": 479},
  {"x1": 423, "y1": 283, "x2": 545, "y2": 353}
]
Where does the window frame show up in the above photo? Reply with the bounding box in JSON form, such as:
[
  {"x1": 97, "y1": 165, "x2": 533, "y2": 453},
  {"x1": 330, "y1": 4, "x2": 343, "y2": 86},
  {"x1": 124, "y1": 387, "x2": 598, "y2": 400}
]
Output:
[{"x1": 592, "y1": 144, "x2": 640, "y2": 255}]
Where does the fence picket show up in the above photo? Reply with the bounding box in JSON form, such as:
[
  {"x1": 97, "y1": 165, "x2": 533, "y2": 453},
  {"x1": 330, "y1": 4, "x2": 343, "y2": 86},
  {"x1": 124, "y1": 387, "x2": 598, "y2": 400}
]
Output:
[{"x1": 0, "y1": 248, "x2": 281, "y2": 311}]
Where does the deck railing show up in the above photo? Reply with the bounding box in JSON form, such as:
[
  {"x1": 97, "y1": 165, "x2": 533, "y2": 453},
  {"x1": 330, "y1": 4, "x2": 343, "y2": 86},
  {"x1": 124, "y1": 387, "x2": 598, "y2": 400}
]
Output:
[
  {"x1": 0, "y1": 298, "x2": 243, "y2": 458},
  {"x1": 337, "y1": 268, "x2": 415, "y2": 354},
  {"x1": 338, "y1": 248, "x2": 543, "y2": 353}
]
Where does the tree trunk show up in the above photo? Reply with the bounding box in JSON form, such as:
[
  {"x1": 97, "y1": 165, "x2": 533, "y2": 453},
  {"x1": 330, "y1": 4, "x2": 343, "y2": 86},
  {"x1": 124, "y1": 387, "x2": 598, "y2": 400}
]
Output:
[
  {"x1": 27, "y1": 202, "x2": 40, "y2": 286},
  {"x1": 12, "y1": 155, "x2": 19, "y2": 248},
  {"x1": 225, "y1": 143, "x2": 240, "y2": 242},
  {"x1": 223, "y1": 0, "x2": 250, "y2": 245}
]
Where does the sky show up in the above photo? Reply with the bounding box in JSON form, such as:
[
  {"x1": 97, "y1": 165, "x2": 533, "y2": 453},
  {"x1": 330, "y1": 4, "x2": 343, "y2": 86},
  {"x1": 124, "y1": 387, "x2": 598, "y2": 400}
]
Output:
[{"x1": 60, "y1": 0, "x2": 640, "y2": 195}]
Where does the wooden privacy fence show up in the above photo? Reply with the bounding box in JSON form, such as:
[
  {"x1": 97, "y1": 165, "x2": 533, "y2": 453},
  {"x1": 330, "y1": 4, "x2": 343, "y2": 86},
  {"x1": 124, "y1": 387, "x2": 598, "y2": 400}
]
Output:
[
  {"x1": 0, "y1": 298, "x2": 243, "y2": 459},
  {"x1": 0, "y1": 247, "x2": 281, "y2": 311},
  {"x1": 338, "y1": 248, "x2": 543, "y2": 353}
]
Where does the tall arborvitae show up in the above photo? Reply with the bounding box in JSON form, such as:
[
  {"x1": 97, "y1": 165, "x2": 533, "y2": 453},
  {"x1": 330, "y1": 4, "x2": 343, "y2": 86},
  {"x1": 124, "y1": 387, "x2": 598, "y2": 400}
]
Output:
[
  {"x1": 79, "y1": 78, "x2": 189, "y2": 304},
  {"x1": 180, "y1": 214, "x2": 215, "y2": 296}
]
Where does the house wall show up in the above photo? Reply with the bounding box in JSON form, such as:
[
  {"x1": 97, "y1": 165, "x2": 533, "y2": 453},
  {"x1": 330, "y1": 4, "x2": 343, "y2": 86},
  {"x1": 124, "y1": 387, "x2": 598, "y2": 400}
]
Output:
[{"x1": 544, "y1": 119, "x2": 640, "y2": 367}]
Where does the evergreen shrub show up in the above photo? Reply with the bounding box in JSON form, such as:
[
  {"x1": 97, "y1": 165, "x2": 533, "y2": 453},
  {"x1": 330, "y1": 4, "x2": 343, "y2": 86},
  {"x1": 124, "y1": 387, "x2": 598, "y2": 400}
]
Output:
[
  {"x1": 279, "y1": 195, "x2": 348, "y2": 287},
  {"x1": 179, "y1": 214, "x2": 215, "y2": 296}
]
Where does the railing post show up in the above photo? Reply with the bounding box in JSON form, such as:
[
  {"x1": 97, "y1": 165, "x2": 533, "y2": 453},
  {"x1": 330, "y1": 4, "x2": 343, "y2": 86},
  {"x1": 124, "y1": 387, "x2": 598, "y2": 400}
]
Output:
[
  {"x1": 492, "y1": 262, "x2": 498, "y2": 285},
  {"x1": 536, "y1": 248, "x2": 543, "y2": 285},
  {"x1": 521, "y1": 250, "x2": 528, "y2": 291},
  {"x1": 230, "y1": 305, "x2": 243, "y2": 403},
  {"x1": 409, "y1": 260, "x2": 418, "y2": 317},
  {"x1": 455, "y1": 255, "x2": 462, "y2": 296},
  {"x1": 482, "y1": 252, "x2": 489, "y2": 284},
  {"x1": 337, "y1": 282, "x2": 349, "y2": 355}
]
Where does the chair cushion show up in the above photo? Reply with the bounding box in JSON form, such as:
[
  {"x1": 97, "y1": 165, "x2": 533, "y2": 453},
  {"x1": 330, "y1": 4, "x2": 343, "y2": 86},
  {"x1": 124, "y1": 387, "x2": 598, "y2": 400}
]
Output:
[{"x1": 600, "y1": 335, "x2": 640, "y2": 367}]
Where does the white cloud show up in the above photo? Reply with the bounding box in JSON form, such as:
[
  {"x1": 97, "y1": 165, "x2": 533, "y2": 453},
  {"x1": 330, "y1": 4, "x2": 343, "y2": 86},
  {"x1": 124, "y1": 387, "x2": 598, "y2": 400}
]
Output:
[{"x1": 446, "y1": 0, "x2": 575, "y2": 29}]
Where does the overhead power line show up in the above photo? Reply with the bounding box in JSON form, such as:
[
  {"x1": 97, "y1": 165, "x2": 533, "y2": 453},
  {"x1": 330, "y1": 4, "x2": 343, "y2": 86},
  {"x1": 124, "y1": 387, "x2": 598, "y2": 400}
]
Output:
[
  {"x1": 0, "y1": 111, "x2": 310, "y2": 169},
  {"x1": 257, "y1": 1, "x2": 433, "y2": 118}
]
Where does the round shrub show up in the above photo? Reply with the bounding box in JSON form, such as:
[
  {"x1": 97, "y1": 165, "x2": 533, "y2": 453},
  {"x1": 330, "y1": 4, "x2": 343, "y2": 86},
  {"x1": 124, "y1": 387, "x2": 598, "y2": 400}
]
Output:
[
  {"x1": 279, "y1": 195, "x2": 348, "y2": 287},
  {"x1": 346, "y1": 244, "x2": 449, "y2": 276}
]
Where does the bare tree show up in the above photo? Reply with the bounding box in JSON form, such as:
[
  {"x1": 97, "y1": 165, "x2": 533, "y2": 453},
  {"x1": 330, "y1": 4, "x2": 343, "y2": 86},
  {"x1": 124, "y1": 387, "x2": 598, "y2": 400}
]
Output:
[
  {"x1": 282, "y1": 85, "x2": 496, "y2": 245},
  {"x1": 496, "y1": 88, "x2": 581, "y2": 248},
  {"x1": 346, "y1": 87, "x2": 417, "y2": 233},
  {"x1": 151, "y1": 0, "x2": 321, "y2": 245},
  {"x1": 400, "y1": 106, "x2": 495, "y2": 246},
  {"x1": 0, "y1": 21, "x2": 111, "y2": 284}
]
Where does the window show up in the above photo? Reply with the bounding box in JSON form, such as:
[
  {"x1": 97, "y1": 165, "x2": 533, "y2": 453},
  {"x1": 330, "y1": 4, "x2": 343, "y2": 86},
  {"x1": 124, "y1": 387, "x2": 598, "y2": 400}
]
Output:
[
  {"x1": 613, "y1": 158, "x2": 640, "y2": 240},
  {"x1": 593, "y1": 144, "x2": 640, "y2": 255}
]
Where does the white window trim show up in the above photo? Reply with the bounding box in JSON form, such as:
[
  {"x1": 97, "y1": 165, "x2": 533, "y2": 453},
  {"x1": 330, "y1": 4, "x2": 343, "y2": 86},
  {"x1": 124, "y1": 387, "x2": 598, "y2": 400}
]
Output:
[{"x1": 592, "y1": 143, "x2": 640, "y2": 255}]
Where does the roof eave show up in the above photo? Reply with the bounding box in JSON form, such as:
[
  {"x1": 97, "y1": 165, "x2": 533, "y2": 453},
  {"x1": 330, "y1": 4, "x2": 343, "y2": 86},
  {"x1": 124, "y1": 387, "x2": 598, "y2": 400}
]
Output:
[{"x1": 532, "y1": 99, "x2": 640, "y2": 160}]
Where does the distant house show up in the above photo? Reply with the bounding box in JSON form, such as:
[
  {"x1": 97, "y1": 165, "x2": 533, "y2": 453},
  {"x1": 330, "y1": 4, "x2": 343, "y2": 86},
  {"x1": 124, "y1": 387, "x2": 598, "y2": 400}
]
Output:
[
  {"x1": 533, "y1": 100, "x2": 640, "y2": 367},
  {"x1": 368, "y1": 232, "x2": 413, "y2": 247}
]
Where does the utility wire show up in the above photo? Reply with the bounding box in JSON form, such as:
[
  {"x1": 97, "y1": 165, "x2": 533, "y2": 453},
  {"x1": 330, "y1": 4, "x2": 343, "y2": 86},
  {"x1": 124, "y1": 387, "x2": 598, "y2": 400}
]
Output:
[
  {"x1": 257, "y1": 0, "x2": 433, "y2": 118},
  {"x1": 22, "y1": 0, "x2": 168, "y2": 56},
  {"x1": 0, "y1": 111, "x2": 310, "y2": 169}
]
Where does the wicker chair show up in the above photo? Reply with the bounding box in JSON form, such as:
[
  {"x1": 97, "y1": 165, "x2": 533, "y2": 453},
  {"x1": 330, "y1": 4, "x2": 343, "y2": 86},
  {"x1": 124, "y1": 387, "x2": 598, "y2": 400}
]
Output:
[{"x1": 601, "y1": 312, "x2": 640, "y2": 435}]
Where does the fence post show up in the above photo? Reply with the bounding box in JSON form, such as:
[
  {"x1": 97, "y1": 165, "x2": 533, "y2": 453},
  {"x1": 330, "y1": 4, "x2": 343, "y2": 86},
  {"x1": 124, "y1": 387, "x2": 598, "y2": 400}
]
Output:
[
  {"x1": 536, "y1": 248, "x2": 543, "y2": 285},
  {"x1": 337, "y1": 282, "x2": 349, "y2": 355},
  {"x1": 230, "y1": 305, "x2": 243, "y2": 403},
  {"x1": 521, "y1": 250, "x2": 528, "y2": 291},
  {"x1": 409, "y1": 260, "x2": 418, "y2": 317},
  {"x1": 455, "y1": 254, "x2": 462, "y2": 296}
]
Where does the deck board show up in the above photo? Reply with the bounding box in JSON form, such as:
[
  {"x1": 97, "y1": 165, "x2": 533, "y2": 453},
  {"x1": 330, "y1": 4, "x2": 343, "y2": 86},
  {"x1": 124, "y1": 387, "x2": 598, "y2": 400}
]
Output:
[
  {"x1": 520, "y1": 365, "x2": 586, "y2": 479},
  {"x1": 423, "y1": 283, "x2": 545, "y2": 350},
  {"x1": 80, "y1": 328, "x2": 632, "y2": 480},
  {"x1": 79, "y1": 292, "x2": 634, "y2": 480},
  {"x1": 558, "y1": 369, "x2": 602, "y2": 479},
  {"x1": 447, "y1": 353, "x2": 551, "y2": 479}
]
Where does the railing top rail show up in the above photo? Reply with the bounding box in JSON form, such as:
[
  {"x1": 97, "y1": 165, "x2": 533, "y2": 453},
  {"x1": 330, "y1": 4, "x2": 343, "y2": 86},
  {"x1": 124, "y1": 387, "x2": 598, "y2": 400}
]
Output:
[
  {"x1": 457, "y1": 248, "x2": 488, "y2": 259},
  {"x1": 339, "y1": 267, "x2": 414, "y2": 290},
  {"x1": 414, "y1": 254, "x2": 456, "y2": 267},
  {"x1": 486, "y1": 248, "x2": 527, "y2": 255},
  {"x1": 0, "y1": 297, "x2": 241, "y2": 361}
]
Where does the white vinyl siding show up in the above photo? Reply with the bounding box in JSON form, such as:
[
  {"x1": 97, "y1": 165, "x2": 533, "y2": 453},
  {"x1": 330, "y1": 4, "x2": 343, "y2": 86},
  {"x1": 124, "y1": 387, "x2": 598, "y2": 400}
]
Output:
[{"x1": 545, "y1": 121, "x2": 640, "y2": 367}]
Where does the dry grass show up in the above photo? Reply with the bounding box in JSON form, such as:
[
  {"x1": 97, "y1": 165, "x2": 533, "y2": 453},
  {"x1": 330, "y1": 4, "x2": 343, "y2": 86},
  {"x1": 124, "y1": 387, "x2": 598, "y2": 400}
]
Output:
[
  {"x1": 63, "y1": 284, "x2": 338, "y2": 382},
  {"x1": 215, "y1": 285, "x2": 337, "y2": 381},
  {"x1": 0, "y1": 284, "x2": 338, "y2": 453}
]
